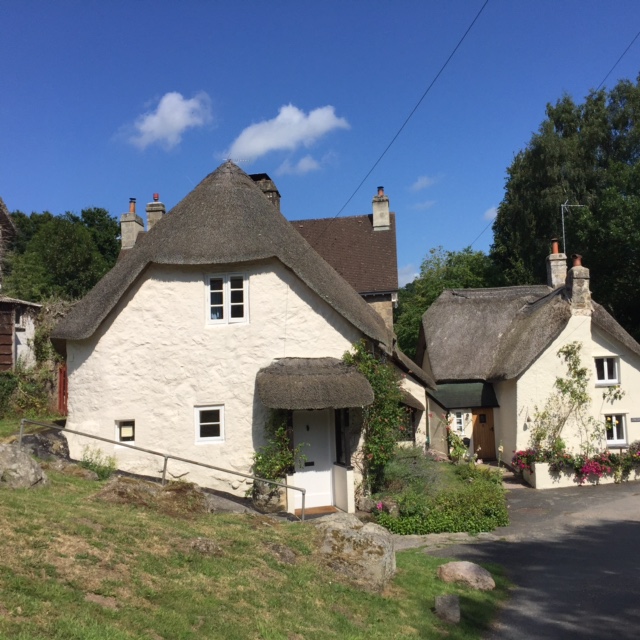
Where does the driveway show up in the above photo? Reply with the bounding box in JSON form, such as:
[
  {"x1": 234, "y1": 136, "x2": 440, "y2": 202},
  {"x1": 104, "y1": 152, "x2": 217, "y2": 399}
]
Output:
[{"x1": 427, "y1": 479, "x2": 640, "y2": 639}]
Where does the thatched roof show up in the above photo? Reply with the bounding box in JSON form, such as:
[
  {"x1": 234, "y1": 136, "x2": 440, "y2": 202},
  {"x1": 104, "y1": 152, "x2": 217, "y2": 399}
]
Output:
[
  {"x1": 256, "y1": 357, "x2": 374, "y2": 410},
  {"x1": 422, "y1": 285, "x2": 640, "y2": 383},
  {"x1": 400, "y1": 388, "x2": 425, "y2": 411},
  {"x1": 394, "y1": 346, "x2": 436, "y2": 390},
  {"x1": 52, "y1": 162, "x2": 391, "y2": 347}
]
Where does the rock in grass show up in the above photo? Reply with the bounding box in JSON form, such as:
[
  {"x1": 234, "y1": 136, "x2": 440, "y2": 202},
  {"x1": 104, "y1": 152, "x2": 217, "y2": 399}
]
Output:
[
  {"x1": 435, "y1": 594, "x2": 460, "y2": 624},
  {"x1": 0, "y1": 444, "x2": 48, "y2": 489},
  {"x1": 311, "y1": 513, "x2": 396, "y2": 591},
  {"x1": 437, "y1": 561, "x2": 495, "y2": 590}
]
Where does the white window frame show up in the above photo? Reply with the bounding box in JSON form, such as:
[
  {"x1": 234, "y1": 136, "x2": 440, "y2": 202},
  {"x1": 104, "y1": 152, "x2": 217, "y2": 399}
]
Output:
[
  {"x1": 595, "y1": 356, "x2": 619, "y2": 386},
  {"x1": 604, "y1": 414, "x2": 626, "y2": 446},
  {"x1": 206, "y1": 273, "x2": 248, "y2": 325},
  {"x1": 195, "y1": 405, "x2": 225, "y2": 443},
  {"x1": 454, "y1": 411, "x2": 464, "y2": 433},
  {"x1": 116, "y1": 419, "x2": 135, "y2": 444}
]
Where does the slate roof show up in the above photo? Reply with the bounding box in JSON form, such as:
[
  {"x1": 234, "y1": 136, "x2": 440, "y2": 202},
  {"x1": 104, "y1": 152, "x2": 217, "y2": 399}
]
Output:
[
  {"x1": 52, "y1": 162, "x2": 392, "y2": 348},
  {"x1": 422, "y1": 285, "x2": 640, "y2": 383},
  {"x1": 290, "y1": 214, "x2": 398, "y2": 295}
]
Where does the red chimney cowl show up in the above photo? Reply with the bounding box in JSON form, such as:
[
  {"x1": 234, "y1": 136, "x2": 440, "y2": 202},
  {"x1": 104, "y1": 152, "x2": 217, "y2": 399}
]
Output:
[
  {"x1": 571, "y1": 254, "x2": 582, "y2": 267},
  {"x1": 153, "y1": 193, "x2": 159, "y2": 202},
  {"x1": 377, "y1": 186, "x2": 384, "y2": 197},
  {"x1": 551, "y1": 238, "x2": 559, "y2": 255},
  {"x1": 129, "y1": 197, "x2": 136, "y2": 214}
]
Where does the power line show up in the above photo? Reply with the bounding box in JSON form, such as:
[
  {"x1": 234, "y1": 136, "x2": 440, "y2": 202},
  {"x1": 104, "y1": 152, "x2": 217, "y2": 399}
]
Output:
[
  {"x1": 469, "y1": 218, "x2": 494, "y2": 248},
  {"x1": 310, "y1": 0, "x2": 490, "y2": 245},
  {"x1": 597, "y1": 29, "x2": 640, "y2": 91}
]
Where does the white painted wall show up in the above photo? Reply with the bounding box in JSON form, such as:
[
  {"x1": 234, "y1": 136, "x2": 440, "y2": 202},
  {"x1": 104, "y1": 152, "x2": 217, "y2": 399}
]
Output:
[
  {"x1": 515, "y1": 315, "x2": 640, "y2": 453},
  {"x1": 15, "y1": 310, "x2": 37, "y2": 368},
  {"x1": 493, "y1": 379, "x2": 517, "y2": 465},
  {"x1": 65, "y1": 260, "x2": 364, "y2": 495},
  {"x1": 399, "y1": 374, "x2": 428, "y2": 448}
]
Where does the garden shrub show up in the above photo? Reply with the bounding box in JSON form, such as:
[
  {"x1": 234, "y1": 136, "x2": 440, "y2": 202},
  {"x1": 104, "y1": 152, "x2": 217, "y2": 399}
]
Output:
[
  {"x1": 79, "y1": 446, "x2": 117, "y2": 480},
  {"x1": 0, "y1": 372, "x2": 19, "y2": 418},
  {"x1": 376, "y1": 482, "x2": 509, "y2": 535},
  {"x1": 382, "y1": 446, "x2": 440, "y2": 493}
]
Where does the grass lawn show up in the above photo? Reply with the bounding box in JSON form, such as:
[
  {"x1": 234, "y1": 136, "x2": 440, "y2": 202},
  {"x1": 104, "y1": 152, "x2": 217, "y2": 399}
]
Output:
[
  {"x1": 0, "y1": 416, "x2": 63, "y2": 442},
  {"x1": 0, "y1": 468, "x2": 509, "y2": 639}
]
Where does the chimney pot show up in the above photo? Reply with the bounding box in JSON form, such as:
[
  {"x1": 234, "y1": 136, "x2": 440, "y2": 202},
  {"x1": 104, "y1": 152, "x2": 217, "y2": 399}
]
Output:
[
  {"x1": 129, "y1": 197, "x2": 136, "y2": 214},
  {"x1": 551, "y1": 238, "x2": 559, "y2": 255},
  {"x1": 377, "y1": 186, "x2": 384, "y2": 196},
  {"x1": 153, "y1": 193, "x2": 159, "y2": 202},
  {"x1": 572, "y1": 254, "x2": 582, "y2": 267}
]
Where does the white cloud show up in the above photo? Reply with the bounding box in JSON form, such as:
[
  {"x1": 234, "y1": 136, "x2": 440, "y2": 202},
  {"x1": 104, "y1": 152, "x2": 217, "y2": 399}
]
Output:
[
  {"x1": 398, "y1": 264, "x2": 419, "y2": 287},
  {"x1": 483, "y1": 206, "x2": 498, "y2": 221},
  {"x1": 227, "y1": 104, "x2": 349, "y2": 161},
  {"x1": 276, "y1": 155, "x2": 321, "y2": 176},
  {"x1": 411, "y1": 200, "x2": 436, "y2": 211},
  {"x1": 128, "y1": 91, "x2": 212, "y2": 150},
  {"x1": 410, "y1": 175, "x2": 438, "y2": 192}
]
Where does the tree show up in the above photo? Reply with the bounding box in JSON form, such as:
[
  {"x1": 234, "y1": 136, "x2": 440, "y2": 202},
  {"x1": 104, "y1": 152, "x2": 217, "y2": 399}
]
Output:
[
  {"x1": 4, "y1": 209, "x2": 119, "y2": 301},
  {"x1": 394, "y1": 246, "x2": 498, "y2": 359},
  {"x1": 491, "y1": 76, "x2": 640, "y2": 340}
]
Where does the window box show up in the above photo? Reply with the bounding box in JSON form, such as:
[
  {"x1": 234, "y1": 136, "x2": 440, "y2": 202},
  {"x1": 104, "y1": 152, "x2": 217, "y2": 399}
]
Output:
[{"x1": 195, "y1": 405, "x2": 224, "y2": 443}]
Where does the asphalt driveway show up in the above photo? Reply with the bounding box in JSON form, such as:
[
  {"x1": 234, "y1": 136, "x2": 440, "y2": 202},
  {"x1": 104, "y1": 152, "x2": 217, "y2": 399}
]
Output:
[{"x1": 427, "y1": 479, "x2": 640, "y2": 639}]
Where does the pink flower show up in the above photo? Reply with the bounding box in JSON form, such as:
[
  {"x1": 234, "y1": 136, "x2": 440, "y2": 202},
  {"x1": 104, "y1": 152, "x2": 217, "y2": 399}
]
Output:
[{"x1": 376, "y1": 502, "x2": 383, "y2": 511}]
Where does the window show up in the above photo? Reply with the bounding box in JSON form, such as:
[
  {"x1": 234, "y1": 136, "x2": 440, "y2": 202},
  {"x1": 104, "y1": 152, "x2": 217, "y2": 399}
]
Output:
[
  {"x1": 116, "y1": 420, "x2": 135, "y2": 443},
  {"x1": 207, "y1": 274, "x2": 248, "y2": 324},
  {"x1": 595, "y1": 357, "x2": 619, "y2": 385},
  {"x1": 605, "y1": 414, "x2": 626, "y2": 445},
  {"x1": 335, "y1": 409, "x2": 351, "y2": 465},
  {"x1": 454, "y1": 411, "x2": 464, "y2": 432},
  {"x1": 195, "y1": 405, "x2": 224, "y2": 442},
  {"x1": 398, "y1": 407, "x2": 417, "y2": 443}
]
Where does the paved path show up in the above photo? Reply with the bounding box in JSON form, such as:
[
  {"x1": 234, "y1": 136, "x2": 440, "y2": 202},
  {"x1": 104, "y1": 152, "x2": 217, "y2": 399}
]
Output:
[{"x1": 416, "y1": 478, "x2": 640, "y2": 639}]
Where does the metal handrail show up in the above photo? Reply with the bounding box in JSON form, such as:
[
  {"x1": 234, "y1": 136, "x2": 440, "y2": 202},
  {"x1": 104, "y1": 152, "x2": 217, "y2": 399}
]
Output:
[{"x1": 19, "y1": 419, "x2": 307, "y2": 521}]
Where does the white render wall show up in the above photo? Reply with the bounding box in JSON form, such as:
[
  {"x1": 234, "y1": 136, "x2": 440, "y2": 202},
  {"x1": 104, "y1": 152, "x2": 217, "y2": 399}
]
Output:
[
  {"x1": 399, "y1": 374, "x2": 428, "y2": 448},
  {"x1": 16, "y1": 311, "x2": 37, "y2": 368},
  {"x1": 65, "y1": 260, "x2": 364, "y2": 494},
  {"x1": 515, "y1": 315, "x2": 640, "y2": 453}
]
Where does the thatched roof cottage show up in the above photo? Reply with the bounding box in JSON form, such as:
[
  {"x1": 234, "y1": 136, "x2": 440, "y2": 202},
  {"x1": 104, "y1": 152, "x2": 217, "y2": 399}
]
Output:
[{"x1": 52, "y1": 161, "x2": 433, "y2": 513}]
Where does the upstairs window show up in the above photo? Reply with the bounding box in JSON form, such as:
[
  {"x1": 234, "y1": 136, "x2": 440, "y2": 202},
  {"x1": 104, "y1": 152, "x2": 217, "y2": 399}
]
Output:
[
  {"x1": 595, "y1": 357, "x2": 619, "y2": 385},
  {"x1": 605, "y1": 414, "x2": 625, "y2": 445},
  {"x1": 208, "y1": 274, "x2": 248, "y2": 324}
]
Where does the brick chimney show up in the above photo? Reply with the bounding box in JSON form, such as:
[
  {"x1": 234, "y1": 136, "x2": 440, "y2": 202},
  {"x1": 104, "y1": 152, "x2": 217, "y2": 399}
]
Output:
[
  {"x1": 546, "y1": 238, "x2": 567, "y2": 288},
  {"x1": 566, "y1": 254, "x2": 592, "y2": 315},
  {"x1": 120, "y1": 198, "x2": 144, "y2": 250},
  {"x1": 372, "y1": 186, "x2": 390, "y2": 231},
  {"x1": 249, "y1": 173, "x2": 281, "y2": 211},
  {"x1": 146, "y1": 193, "x2": 166, "y2": 232}
]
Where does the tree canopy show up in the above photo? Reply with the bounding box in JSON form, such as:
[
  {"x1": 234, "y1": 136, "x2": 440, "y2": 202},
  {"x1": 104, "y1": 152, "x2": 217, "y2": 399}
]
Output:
[
  {"x1": 491, "y1": 75, "x2": 640, "y2": 340},
  {"x1": 4, "y1": 208, "x2": 119, "y2": 302},
  {"x1": 395, "y1": 246, "x2": 498, "y2": 359}
]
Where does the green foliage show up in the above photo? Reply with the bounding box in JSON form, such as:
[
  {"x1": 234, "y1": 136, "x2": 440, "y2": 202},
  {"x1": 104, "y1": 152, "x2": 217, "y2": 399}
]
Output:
[
  {"x1": 251, "y1": 410, "x2": 307, "y2": 498},
  {"x1": 395, "y1": 246, "x2": 499, "y2": 358},
  {"x1": 79, "y1": 446, "x2": 117, "y2": 480},
  {"x1": 447, "y1": 428, "x2": 469, "y2": 463},
  {"x1": 376, "y1": 482, "x2": 509, "y2": 535},
  {"x1": 343, "y1": 341, "x2": 405, "y2": 492},
  {"x1": 0, "y1": 372, "x2": 19, "y2": 418},
  {"x1": 8, "y1": 361, "x2": 56, "y2": 417},
  {"x1": 490, "y1": 75, "x2": 640, "y2": 341},
  {"x1": 382, "y1": 446, "x2": 441, "y2": 492},
  {"x1": 4, "y1": 208, "x2": 119, "y2": 302}
]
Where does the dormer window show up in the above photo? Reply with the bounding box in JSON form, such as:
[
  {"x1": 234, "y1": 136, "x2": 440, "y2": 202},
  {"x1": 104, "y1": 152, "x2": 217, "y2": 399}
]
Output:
[
  {"x1": 207, "y1": 274, "x2": 248, "y2": 324},
  {"x1": 595, "y1": 357, "x2": 619, "y2": 385}
]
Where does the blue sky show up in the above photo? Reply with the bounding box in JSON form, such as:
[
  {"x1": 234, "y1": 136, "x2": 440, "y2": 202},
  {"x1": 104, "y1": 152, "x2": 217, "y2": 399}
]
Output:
[{"x1": 2, "y1": 1, "x2": 640, "y2": 286}]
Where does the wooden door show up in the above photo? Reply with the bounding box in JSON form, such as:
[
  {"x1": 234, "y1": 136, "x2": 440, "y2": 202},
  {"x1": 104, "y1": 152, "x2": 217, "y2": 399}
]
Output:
[
  {"x1": 472, "y1": 409, "x2": 496, "y2": 460},
  {"x1": 0, "y1": 309, "x2": 13, "y2": 371}
]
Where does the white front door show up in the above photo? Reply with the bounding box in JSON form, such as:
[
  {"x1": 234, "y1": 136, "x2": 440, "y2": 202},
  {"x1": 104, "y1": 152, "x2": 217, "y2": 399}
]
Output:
[{"x1": 292, "y1": 410, "x2": 333, "y2": 509}]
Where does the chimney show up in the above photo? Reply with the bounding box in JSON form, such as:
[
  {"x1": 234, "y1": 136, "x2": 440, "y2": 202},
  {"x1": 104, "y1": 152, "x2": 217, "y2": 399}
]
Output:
[
  {"x1": 372, "y1": 186, "x2": 390, "y2": 231},
  {"x1": 566, "y1": 254, "x2": 592, "y2": 315},
  {"x1": 146, "y1": 193, "x2": 166, "y2": 232},
  {"x1": 249, "y1": 173, "x2": 281, "y2": 211},
  {"x1": 120, "y1": 197, "x2": 144, "y2": 250},
  {"x1": 546, "y1": 238, "x2": 567, "y2": 288}
]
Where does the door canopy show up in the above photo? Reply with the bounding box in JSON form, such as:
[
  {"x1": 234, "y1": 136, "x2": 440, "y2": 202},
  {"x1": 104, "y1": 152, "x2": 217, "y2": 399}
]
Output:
[{"x1": 256, "y1": 357, "x2": 374, "y2": 410}]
